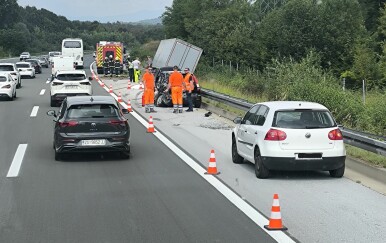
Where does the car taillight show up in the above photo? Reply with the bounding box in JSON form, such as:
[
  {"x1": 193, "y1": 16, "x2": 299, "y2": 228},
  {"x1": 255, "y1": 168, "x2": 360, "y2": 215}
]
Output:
[
  {"x1": 11, "y1": 72, "x2": 16, "y2": 75},
  {"x1": 59, "y1": 120, "x2": 78, "y2": 128},
  {"x1": 328, "y1": 129, "x2": 343, "y2": 140},
  {"x1": 80, "y1": 82, "x2": 91, "y2": 85},
  {"x1": 264, "y1": 128, "x2": 287, "y2": 141},
  {"x1": 109, "y1": 120, "x2": 126, "y2": 126},
  {"x1": 52, "y1": 82, "x2": 63, "y2": 86},
  {"x1": 1, "y1": 84, "x2": 11, "y2": 89}
]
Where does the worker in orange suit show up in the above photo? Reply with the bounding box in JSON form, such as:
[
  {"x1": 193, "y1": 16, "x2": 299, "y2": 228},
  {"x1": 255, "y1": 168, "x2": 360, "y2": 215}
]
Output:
[
  {"x1": 167, "y1": 66, "x2": 186, "y2": 113},
  {"x1": 183, "y1": 67, "x2": 194, "y2": 112},
  {"x1": 142, "y1": 66, "x2": 156, "y2": 113}
]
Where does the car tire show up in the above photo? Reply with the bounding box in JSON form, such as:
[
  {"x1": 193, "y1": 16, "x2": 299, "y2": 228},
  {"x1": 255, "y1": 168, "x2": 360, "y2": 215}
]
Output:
[
  {"x1": 50, "y1": 97, "x2": 56, "y2": 107},
  {"x1": 254, "y1": 148, "x2": 269, "y2": 179},
  {"x1": 9, "y1": 94, "x2": 14, "y2": 101},
  {"x1": 329, "y1": 165, "x2": 345, "y2": 178},
  {"x1": 17, "y1": 80, "x2": 21, "y2": 88},
  {"x1": 54, "y1": 150, "x2": 62, "y2": 161},
  {"x1": 232, "y1": 136, "x2": 244, "y2": 164},
  {"x1": 194, "y1": 98, "x2": 202, "y2": 108},
  {"x1": 120, "y1": 151, "x2": 130, "y2": 159},
  {"x1": 155, "y1": 93, "x2": 165, "y2": 107},
  {"x1": 13, "y1": 90, "x2": 16, "y2": 98}
]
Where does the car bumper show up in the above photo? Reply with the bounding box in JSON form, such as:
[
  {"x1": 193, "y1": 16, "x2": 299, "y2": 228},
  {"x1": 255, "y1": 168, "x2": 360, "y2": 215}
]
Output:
[
  {"x1": 19, "y1": 71, "x2": 34, "y2": 76},
  {"x1": 261, "y1": 156, "x2": 346, "y2": 171},
  {"x1": 0, "y1": 89, "x2": 13, "y2": 98},
  {"x1": 56, "y1": 138, "x2": 130, "y2": 153},
  {"x1": 51, "y1": 93, "x2": 91, "y2": 103}
]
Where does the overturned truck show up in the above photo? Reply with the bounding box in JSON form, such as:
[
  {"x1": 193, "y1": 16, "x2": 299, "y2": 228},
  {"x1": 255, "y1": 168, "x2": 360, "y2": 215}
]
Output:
[{"x1": 152, "y1": 38, "x2": 203, "y2": 108}]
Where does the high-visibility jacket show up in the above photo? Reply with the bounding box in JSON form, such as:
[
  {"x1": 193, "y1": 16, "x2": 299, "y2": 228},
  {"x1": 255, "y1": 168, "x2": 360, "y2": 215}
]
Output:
[
  {"x1": 143, "y1": 72, "x2": 155, "y2": 90},
  {"x1": 184, "y1": 73, "x2": 193, "y2": 92},
  {"x1": 169, "y1": 71, "x2": 184, "y2": 87}
]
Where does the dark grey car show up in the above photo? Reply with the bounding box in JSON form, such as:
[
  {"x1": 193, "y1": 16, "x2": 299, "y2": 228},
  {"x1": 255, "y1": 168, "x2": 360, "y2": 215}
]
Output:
[{"x1": 47, "y1": 96, "x2": 130, "y2": 161}]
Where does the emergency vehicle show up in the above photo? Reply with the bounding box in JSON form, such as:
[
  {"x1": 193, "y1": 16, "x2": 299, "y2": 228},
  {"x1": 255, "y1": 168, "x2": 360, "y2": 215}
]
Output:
[{"x1": 96, "y1": 41, "x2": 125, "y2": 74}]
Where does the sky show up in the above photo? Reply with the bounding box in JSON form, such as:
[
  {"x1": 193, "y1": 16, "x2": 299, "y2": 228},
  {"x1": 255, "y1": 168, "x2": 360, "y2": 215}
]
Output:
[{"x1": 17, "y1": 0, "x2": 174, "y2": 23}]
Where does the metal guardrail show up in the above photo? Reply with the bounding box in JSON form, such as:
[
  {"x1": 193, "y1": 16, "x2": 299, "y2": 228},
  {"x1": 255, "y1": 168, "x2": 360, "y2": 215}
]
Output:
[{"x1": 201, "y1": 88, "x2": 386, "y2": 157}]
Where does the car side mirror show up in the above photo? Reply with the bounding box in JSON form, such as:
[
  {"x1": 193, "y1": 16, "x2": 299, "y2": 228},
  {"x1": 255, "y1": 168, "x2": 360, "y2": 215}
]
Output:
[
  {"x1": 88, "y1": 77, "x2": 93, "y2": 81},
  {"x1": 18, "y1": 69, "x2": 22, "y2": 71},
  {"x1": 233, "y1": 117, "x2": 242, "y2": 124},
  {"x1": 121, "y1": 109, "x2": 129, "y2": 114},
  {"x1": 337, "y1": 124, "x2": 344, "y2": 129},
  {"x1": 47, "y1": 110, "x2": 57, "y2": 117}
]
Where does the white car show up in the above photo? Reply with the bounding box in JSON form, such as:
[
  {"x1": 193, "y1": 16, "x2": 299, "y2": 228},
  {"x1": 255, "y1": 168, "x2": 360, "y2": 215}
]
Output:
[
  {"x1": 19, "y1": 52, "x2": 31, "y2": 60},
  {"x1": 0, "y1": 72, "x2": 17, "y2": 100},
  {"x1": 50, "y1": 70, "x2": 92, "y2": 107},
  {"x1": 15, "y1": 62, "x2": 35, "y2": 78},
  {"x1": 0, "y1": 63, "x2": 21, "y2": 88},
  {"x1": 232, "y1": 101, "x2": 346, "y2": 179}
]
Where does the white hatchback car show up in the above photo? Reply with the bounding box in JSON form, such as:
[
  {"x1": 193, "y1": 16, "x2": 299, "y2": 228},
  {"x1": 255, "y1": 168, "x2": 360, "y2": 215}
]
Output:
[
  {"x1": 19, "y1": 52, "x2": 31, "y2": 60},
  {"x1": 0, "y1": 72, "x2": 17, "y2": 100},
  {"x1": 232, "y1": 101, "x2": 346, "y2": 179},
  {"x1": 50, "y1": 70, "x2": 92, "y2": 107},
  {"x1": 16, "y1": 62, "x2": 35, "y2": 78},
  {"x1": 0, "y1": 63, "x2": 21, "y2": 88}
]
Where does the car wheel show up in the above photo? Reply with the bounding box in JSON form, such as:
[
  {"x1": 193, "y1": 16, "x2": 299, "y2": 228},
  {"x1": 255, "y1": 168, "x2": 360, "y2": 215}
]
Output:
[
  {"x1": 50, "y1": 96, "x2": 56, "y2": 107},
  {"x1": 232, "y1": 136, "x2": 244, "y2": 164},
  {"x1": 54, "y1": 150, "x2": 62, "y2": 161},
  {"x1": 9, "y1": 94, "x2": 14, "y2": 101},
  {"x1": 17, "y1": 80, "x2": 21, "y2": 88},
  {"x1": 254, "y1": 148, "x2": 269, "y2": 179},
  {"x1": 120, "y1": 151, "x2": 130, "y2": 159},
  {"x1": 13, "y1": 90, "x2": 16, "y2": 98},
  {"x1": 155, "y1": 93, "x2": 165, "y2": 107},
  {"x1": 194, "y1": 98, "x2": 202, "y2": 108},
  {"x1": 329, "y1": 165, "x2": 345, "y2": 178}
]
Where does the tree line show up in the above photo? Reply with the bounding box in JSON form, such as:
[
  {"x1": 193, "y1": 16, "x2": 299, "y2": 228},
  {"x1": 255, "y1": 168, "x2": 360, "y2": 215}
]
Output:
[
  {"x1": 0, "y1": 0, "x2": 164, "y2": 57},
  {"x1": 162, "y1": 0, "x2": 386, "y2": 90}
]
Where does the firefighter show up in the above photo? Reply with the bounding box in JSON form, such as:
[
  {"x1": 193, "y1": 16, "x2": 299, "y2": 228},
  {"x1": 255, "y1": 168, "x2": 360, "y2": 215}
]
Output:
[
  {"x1": 103, "y1": 57, "x2": 109, "y2": 76},
  {"x1": 184, "y1": 67, "x2": 194, "y2": 112},
  {"x1": 167, "y1": 66, "x2": 186, "y2": 113},
  {"x1": 108, "y1": 55, "x2": 115, "y2": 77},
  {"x1": 132, "y1": 57, "x2": 141, "y2": 82},
  {"x1": 142, "y1": 66, "x2": 156, "y2": 113},
  {"x1": 114, "y1": 57, "x2": 121, "y2": 77}
]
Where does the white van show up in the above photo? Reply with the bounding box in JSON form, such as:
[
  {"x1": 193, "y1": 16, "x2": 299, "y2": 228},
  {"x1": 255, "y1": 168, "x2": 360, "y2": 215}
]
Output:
[
  {"x1": 51, "y1": 56, "x2": 75, "y2": 77},
  {"x1": 62, "y1": 38, "x2": 84, "y2": 69}
]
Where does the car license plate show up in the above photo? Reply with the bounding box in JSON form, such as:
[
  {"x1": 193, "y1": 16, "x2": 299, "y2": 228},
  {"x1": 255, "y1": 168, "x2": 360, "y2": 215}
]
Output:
[
  {"x1": 81, "y1": 139, "x2": 106, "y2": 146},
  {"x1": 66, "y1": 85, "x2": 78, "y2": 89}
]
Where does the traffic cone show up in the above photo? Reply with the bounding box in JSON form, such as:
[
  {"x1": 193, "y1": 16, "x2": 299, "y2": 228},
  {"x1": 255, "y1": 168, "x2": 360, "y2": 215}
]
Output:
[
  {"x1": 117, "y1": 92, "x2": 122, "y2": 102},
  {"x1": 140, "y1": 82, "x2": 144, "y2": 90},
  {"x1": 127, "y1": 81, "x2": 131, "y2": 90},
  {"x1": 264, "y1": 194, "x2": 288, "y2": 231},
  {"x1": 109, "y1": 84, "x2": 113, "y2": 93},
  {"x1": 205, "y1": 150, "x2": 220, "y2": 175},
  {"x1": 147, "y1": 116, "x2": 155, "y2": 133},
  {"x1": 127, "y1": 100, "x2": 133, "y2": 112},
  {"x1": 100, "y1": 81, "x2": 104, "y2": 87}
]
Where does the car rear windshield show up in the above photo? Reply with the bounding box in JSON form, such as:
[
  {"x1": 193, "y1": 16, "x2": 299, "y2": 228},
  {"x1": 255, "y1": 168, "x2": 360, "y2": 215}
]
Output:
[
  {"x1": 63, "y1": 41, "x2": 81, "y2": 48},
  {"x1": 0, "y1": 76, "x2": 7, "y2": 82},
  {"x1": 273, "y1": 109, "x2": 336, "y2": 129},
  {"x1": 56, "y1": 74, "x2": 86, "y2": 81},
  {"x1": 16, "y1": 64, "x2": 30, "y2": 68},
  {"x1": 49, "y1": 52, "x2": 60, "y2": 56},
  {"x1": 0, "y1": 65, "x2": 14, "y2": 71},
  {"x1": 67, "y1": 104, "x2": 119, "y2": 118}
]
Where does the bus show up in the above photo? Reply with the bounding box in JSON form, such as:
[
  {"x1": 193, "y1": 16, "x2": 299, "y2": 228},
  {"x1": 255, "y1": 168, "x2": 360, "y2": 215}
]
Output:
[{"x1": 61, "y1": 38, "x2": 83, "y2": 69}]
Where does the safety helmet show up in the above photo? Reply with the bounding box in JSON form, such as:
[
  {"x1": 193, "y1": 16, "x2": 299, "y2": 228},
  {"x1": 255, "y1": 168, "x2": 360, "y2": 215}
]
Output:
[
  {"x1": 109, "y1": 55, "x2": 112, "y2": 58},
  {"x1": 105, "y1": 57, "x2": 108, "y2": 60}
]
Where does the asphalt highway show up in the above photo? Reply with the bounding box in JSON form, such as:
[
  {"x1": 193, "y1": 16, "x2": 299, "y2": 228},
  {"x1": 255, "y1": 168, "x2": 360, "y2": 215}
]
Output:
[{"x1": 0, "y1": 58, "x2": 281, "y2": 242}]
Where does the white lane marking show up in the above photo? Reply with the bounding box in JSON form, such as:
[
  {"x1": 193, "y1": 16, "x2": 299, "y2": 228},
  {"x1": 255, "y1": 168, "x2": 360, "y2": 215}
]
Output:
[
  {"x1": 94, "y1": 69, "x2": 295, "y2": 242},
  {"x1": 46, "y1": 80, "x2": 50, "y2": 84},
  {"x1": 39, "y1": 89, "x2": 46, "y2": 95},
  {"x1": 7, "y1": 144, "x2": 28, "y2": 177},
  {"x1": 30, "y1": 106, "x2": 39, "y2": 117}
]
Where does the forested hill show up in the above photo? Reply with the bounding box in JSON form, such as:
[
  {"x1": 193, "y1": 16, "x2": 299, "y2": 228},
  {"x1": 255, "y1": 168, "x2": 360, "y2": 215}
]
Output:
[{"x1": 0, "y1": 0, "x2": 164, "y2": 56}]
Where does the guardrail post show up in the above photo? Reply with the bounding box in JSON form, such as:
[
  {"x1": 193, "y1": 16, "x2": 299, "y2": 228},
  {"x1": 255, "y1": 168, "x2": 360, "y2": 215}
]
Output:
[{"x1": 362, "y1": 79, "x2": 366, "y2": 104}]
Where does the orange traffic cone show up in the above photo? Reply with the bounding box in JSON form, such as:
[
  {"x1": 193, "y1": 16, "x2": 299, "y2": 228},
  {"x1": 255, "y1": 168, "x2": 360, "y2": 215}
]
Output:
[
  {"x1": 127, "y1": 81, "x2": 131, "y2": 90},
  {"x1": 109, "y1": 84, "x2": 113, "y2": 93},
  {"x1": 100, "y1": 81, "x2": 104, "y2": 87},
  {"x1": 117, "y1": 92, "x2": 122, "y2": 102},
  {"x1": 264, "y1": 194, "x2": 288, "y2": 231},
  {"x1": 205, "y1": 150, "x2": 220, "y2": 175},
  {"x1": 147, "y1": 116, "x2": 155, "y2": 133},
  {"x1": 127, "y1": 100, "x2": 133, "y2": 112}
]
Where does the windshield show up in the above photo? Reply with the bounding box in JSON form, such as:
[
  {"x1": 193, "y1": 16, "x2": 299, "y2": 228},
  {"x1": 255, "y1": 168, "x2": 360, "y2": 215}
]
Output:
[
  {"x1": 16, "y1": 64, "x2": 30, "y2": 68},
  {"x1": 0, "y1": 65, "x2": 14, "y2": 71},
  {"x1": 63, "y1": 41, "x2": 81, "y2": 48},
  {"x1": 56, "y1": 73, "x2": 86, "y2": 81},
  {"x1": 67, "y1": 104, "x2": 119, "y2": 118},
  {"x1": 273, "y1": 109, "x2": 336, "y2": 129}
]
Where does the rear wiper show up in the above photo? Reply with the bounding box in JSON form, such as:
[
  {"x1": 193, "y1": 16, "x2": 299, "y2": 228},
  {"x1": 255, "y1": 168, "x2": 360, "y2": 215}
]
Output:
[
  {"x1": 305, "y1": 125, "x2": 329, "y2": 129},
  {"x1": 91, "y1": 115, "x2": 105, "y2": 118}
]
